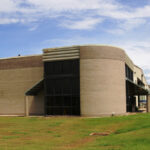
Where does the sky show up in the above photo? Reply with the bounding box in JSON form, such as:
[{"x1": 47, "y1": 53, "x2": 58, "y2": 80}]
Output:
[{"x1": 1, "y1": 0, "x2": 150, "y2": 82}]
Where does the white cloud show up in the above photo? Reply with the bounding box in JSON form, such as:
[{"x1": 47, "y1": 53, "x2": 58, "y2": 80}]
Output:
[
  {"x1": 112, "y1": 41, "x2": 150, "y2": 66},
  {"x1": 119, "y1": 19, "x2": 146, "y2": 30},
  {"x1": 107, "y1": 18, "x2": 147, "y2": 34},
  {"x1": 61, "y1": 18, "x2": 103, "y2": 30},
  {"x1": 110, "y1": 40, "x2": 150, "y2": 83},
  {"x1": 0, "y1": 0, "x2": 150, "y2": 31},
  {"x1": 24, "y1": 0, "x2": 120, "y2": 12},
  {"x1": 145, "y1": 73, "x2": 150, "y2": 78},
  {"x1": 43, "y1": 36, "x2": 100, "y2": 46},
  {"x1": 106, "y1": 29, "x2": 124, "y2": 35},
  {"x1": 0, "y1": 0, "x2": 17, "y2": 13},
  {"x1": 28, "y1": 25, "x2": 38, "y2": 31},
  {"x1": 25, "y1": 0, "x2": 99, "y2": 11},
  {"x1": 0, "y1": 18, "x2": 19, "y2": 24},
  {"x1": 98, "y1": 3, "x2": 150, "y2": 20}
]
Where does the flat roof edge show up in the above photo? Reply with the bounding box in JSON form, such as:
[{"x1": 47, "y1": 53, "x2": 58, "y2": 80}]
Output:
[
  {"x1": 43, "y1": 44, "x2": 125, "y2": 52},
  {"x1": 0, "y1": 54, "x2": 42, "y2": 60}
]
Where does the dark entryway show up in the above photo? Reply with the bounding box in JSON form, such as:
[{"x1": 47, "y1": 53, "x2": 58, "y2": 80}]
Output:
[
  {"x1": 125, "y1": 64, "x2": 148, "y2": 112},
  {"x1": 126, "y1": 79, "x2": 148, "y2": 112},
  {"x1": 44, "y1": 59, "x2": 80, "y2": 115}
]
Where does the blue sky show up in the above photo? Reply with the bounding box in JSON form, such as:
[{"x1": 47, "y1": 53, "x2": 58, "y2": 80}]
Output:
[{"x1": 1, "y1": 0, "x2": 150, "y2": 82}]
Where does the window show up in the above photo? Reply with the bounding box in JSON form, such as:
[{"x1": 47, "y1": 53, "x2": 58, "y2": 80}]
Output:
[{"x1": 44, "y1": 59, "x2": 80, "y2": 116}]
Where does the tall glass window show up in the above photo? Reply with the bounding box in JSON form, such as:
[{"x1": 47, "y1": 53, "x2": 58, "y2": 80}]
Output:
[{"x1": 44, "y1": 59, "x2": 80, "y2": 115}]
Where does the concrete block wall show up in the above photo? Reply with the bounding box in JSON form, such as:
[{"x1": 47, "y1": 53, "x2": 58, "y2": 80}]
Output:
[{"x1": 0, "y1": 55, "x2": 44, "y2": 115}]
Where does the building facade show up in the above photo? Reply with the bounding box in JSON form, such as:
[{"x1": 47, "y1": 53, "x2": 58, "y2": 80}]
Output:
[{"x1": 0, "y1": 45, "x2": 149, "y2": 116}]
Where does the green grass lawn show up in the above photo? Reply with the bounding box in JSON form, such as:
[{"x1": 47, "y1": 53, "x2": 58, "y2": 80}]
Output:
[{"x1": 0, "y1": 114, "x2": 150, "y2": 150}]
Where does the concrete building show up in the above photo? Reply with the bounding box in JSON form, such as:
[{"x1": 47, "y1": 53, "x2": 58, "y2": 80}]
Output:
[
  {"x1": 134, "y1": 65, "x2": 149, "y2": 110},
  {"x1": 0, "y1": 45, "x2": 149, "y2": 116}
]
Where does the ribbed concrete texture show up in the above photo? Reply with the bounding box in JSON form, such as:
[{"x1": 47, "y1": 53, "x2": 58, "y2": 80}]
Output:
[
  {"x1": 80, "y1": 46, "x2": 126, "y2": 116},
  {"x1": 27, "y1": 90, "x2": 44, "y2": 115},
  {"x1": 0, "y1": 55, "x2": 44, "y2": 115},
  {"x1": 43, "y1": 46, "x2": 80, "y2": 62},
  {"x1": 147, "y1": 95, "x2": 150, "y2": 113}
]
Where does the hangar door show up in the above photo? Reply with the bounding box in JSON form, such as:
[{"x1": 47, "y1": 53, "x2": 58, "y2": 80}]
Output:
[{"x1": 44, "y1": 59, "x2": 80, "y2": 115}]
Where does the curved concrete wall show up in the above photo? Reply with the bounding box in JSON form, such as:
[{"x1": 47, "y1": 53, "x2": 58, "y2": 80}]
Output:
[{"x1": 80, "y1": 46, "x2": 126, "y2": 116}]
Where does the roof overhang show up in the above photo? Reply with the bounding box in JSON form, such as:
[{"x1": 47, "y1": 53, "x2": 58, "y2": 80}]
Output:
[
  {"x1": 25, "y1": 79, "x2": 44, "y2": 96},
  {"x1": 126, "y1": 78, "x2": 148, "y2": 95}
]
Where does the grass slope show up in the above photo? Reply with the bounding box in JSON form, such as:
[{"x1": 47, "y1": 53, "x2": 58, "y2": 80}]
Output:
[{"x1": 0, "y1": 114, "x2": 150, "y2": 150}]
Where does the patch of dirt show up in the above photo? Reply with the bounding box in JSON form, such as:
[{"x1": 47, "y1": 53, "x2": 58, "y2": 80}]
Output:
[{"x1": 89, "y1": 132, "x2": 110, "y2": 136}]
